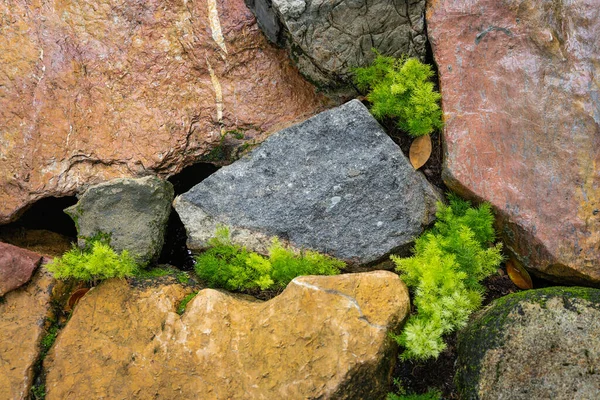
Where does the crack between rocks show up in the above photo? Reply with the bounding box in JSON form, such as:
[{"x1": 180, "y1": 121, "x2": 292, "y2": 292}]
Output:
[{"x1": 291, "y1": 279, "x2": 386, "y2": 330}]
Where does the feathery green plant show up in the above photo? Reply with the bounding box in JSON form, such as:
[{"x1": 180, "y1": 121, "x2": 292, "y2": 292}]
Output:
[
  {"x1": 46, "y1": 238, "x2": 137, "y2": 282},
  {"x1": 353, "y1": 53, "x2": 442, "y2": 137},
  {"x1": 391, "y1": 194, "x2": 502, "y2": 360},
  {"x1": 195, "y1": 226, "x2": 344, "y2": 291}
]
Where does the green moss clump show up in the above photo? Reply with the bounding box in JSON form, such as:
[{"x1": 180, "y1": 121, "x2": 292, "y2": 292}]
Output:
[
  {"x1": 46, "y1": 240, "x2": 137, "y2": 282},
  {"x1": 353, "y1": 53, "x2": 443, "y2": 137},
  {"x1": 177, "y1": 292, "x2": 198, "y2": 315},
  {"x1": 391, "y1": 194, "x2": 503, "y2": 360},
  {"x1": 195, "y1": 227, "x2": 344, "y2": 292},
  {"x1": 387, "y1": 390, "x2": 442, "y2": 400}
]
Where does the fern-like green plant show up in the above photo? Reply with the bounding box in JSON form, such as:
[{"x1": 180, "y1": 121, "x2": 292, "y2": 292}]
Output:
[
  {"x1": 46, "y1": 240, "x2": 137, "y2": 282},
  {"x1": 353, "y1": 53, "x2": 443, "y2": 137},
  {"x1": 391, "y1": 194, "x2": 502, "y2": 360},
  {"x1": 194, "y1": 227, "x2": 344, "y2": 291}
]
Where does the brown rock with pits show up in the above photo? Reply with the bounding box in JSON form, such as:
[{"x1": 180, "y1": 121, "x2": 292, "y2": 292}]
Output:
[
  {"x1": 44, "y1": 271, "x2": 409, "y2": 399},
  {"x1": 427, "y1": 0, "x2": 600, "y2": 284},
  {"x1": 0, "y1": 0, "x2": 328, "y2": 224}
]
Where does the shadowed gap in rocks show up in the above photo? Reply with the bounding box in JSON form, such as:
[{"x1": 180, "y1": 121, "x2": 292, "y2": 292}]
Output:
[
  {"x1": 0, "y1": 196, "x2": 78, "y2": 256},
  {"x1": 159, "y1": 163, "x2": 221, "y2": 270}
]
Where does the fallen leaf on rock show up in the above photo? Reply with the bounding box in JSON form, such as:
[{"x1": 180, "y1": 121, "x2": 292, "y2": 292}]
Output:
[
  {"x1": 409, "y1": 134, "x2": 432, "y2": 169},
  {"x1": 506, "y1": 258, "x2": 533, "y2": 290},
  {"x1": 67, "y1": 288, "x2": 90, "y2": 310}
]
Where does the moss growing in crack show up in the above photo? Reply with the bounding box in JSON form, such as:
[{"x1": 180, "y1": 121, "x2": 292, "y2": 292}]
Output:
[
  {"x1": 177, "y1": 292, "x2": 198, "y2": 315},
  {"x1": 176, "y1": 271, "x2": 190, "y2": 285}
]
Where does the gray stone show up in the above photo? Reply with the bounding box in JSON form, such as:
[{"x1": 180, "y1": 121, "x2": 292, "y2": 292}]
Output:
[
  {"x1": 456, "y1": 287, "x2": 600, "y2": 400},
  {"x1": 174, "y1": 100, "x2": 441, "y2": 267},
  {"x1": 65, "y1": 176, "x2": 174, "y2": 265},
  {"x1": 247, "y1": 0, "x2": 427, "y2": 90}
]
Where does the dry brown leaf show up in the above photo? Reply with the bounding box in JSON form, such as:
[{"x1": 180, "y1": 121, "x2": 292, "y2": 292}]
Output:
[
  {"x1": 409, "y1": 134, "x2": 432, "y2": 169},
  {"x1": 506, "y1": 258, "x2": 533, "y2": 290},
  {"x1": 67, "y1": 288, "x2": 90, "y2": 310}
]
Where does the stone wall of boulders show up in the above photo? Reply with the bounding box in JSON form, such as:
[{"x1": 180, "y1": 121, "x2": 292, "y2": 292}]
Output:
[{"x1": 1, "y1": 0, "x2": 600, "y2": 399}]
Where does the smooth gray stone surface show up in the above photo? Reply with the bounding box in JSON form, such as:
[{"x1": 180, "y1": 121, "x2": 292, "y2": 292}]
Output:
[
  {"x1": 66, "y1": 176, "x2": 174, "y2": 265},
  {"x1": 174, "y1": 100, "x2": 440, "y2": 266}
]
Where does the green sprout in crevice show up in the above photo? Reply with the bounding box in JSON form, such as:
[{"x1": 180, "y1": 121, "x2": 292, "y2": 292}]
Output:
[{"x1": 177, "y1": 292, "x2": 198, "y2": 315}]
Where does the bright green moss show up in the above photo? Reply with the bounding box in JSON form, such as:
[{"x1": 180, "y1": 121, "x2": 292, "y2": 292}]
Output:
[
  {"x1": 353, "y1": 54, "x2": 443, "y2": 137},
  {"x1": 391, "y1": 194, "x2": 503, "y2": 360},
  {"x1": 46, "y1": 240, "x2": 137, "y2": 282},
  {"x1": 194, "y1": 227, "x2": 344, "y2": 292}
]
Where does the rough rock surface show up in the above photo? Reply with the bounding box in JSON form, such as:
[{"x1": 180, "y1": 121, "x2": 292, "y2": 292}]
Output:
[
  {"x1": 174, "y1": 100, "x2": 441, "y2": 266},
  {"x1": 248, "y1": 0, "x2": 427, "y2": 89},
  {"x1": 456, "y1": 287, "x2": 600, "y2": 400},
  {"x1": 0, "y1": 269, "x2": 55, "y2": 400},
  {"x1": 45, "y1": 271, "x2": 409, "y2": 399},
  {"x1": 427, "y1": 0, "x2": 600, "y2": 284},
  {"x1": 0, "y1": 242, "x2": 43, "y2": 296},
  {"x1": 0, "y1": 0, "x2": 328, "y2": 224},
  {"x1": 65, "y1": 176, "x2": 173, "y2": 264}
]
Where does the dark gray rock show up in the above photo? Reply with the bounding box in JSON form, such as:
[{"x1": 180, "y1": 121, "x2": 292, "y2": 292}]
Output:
[
  {"x1": 65, "y1": 176, "x2": 174, "y2": 265},
  {"x1": 247, "y1": 0, "x2": 427, "y2": 90},
  {"x1": 174, "y1": 100, "x2": 441, "y2": 267},
  {"x1": 456, "y1": 287, "x2": 600, "y2": 400}
]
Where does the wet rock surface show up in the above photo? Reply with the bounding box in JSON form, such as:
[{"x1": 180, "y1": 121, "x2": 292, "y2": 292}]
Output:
[
  {"x1": 45, "y1": 271, "x2": 409, "y2": 399},
  {"x1": 0, "y1": 0, "x2": 328, "y2": 225},
  {"x1": 248, "y1": 0, "x2": 427, "y2": 89},
  {"x1": 427, "y1": 0, "x2": 600, "y2": 285},
  {"x1": 456, "y1": 287, "x2": 600, "y2": 400},
  {"x1": 0, "y1": 269, "x2": 55, "y2": 400},
  {"x1": 65, "y1": 176, "x2": 174, "y2": 265},
  {"x1": 174, "y1": 100, "x2": 441, "y2": 266},
  {"x1": 0, "y1": 242, "x2": 43, "y2": 296}
]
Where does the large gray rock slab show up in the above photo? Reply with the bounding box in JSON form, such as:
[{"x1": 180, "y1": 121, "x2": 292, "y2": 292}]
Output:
[
  {"x1": 247, "y1": 0, "x2": 427, "y2": 90},
  {"x1": 65, "y1": 176, "x2": 174, "y2": 265},
  {"x1": 456, "y1": 287, "x2": 600, "y2": 400},
  {"x1": 174, "y1": 100, "x2": 441, "y2": 266}
]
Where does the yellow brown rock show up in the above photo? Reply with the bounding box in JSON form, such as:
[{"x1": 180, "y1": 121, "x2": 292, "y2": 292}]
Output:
[
  {"x1": 0, "y1": 0, "x2": 328, "y2": 224},
  {"x1": 44, "y1": 271, "x2": 409, "y2": 399},
  {"x1": 0, "y1": 269, "x2": 55, "y2": 400}
]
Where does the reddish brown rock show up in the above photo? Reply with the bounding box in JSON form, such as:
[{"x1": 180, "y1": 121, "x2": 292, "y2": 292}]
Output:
[
  {"x1": 428, "y1": 0, "x2": 600, "y2": 284},
  {"x1": 0, "y1": 242, "x2": 43, "y2": 296},
  {"x1": 0, "y1": 0, "x2": 328, "y2": 224}
]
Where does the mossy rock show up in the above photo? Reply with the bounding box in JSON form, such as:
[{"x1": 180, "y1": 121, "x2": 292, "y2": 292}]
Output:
[{"x1": 456, "y1": 287, "x2": 600, "y2": 400}]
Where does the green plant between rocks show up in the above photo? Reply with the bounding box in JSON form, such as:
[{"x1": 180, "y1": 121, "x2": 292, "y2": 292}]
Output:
[
  {"x1": 194, "y1": 227, "x2": 344, "y2": 292},
  {"x1": 45, "y1": 238, "x2": 138, "y2": 282},
  {"x1": 177, "y1": 292, "x2": 198, "y2": 315},
  {"x1": 353, "y1": 53, "x2": 443, "y2": 137},
  {"x1": 391, "y1": 194, "x2": 503, "y2": 361}
]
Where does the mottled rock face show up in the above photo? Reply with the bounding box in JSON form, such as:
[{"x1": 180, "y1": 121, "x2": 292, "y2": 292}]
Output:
[
  {"x1": 248, "y1": 0, "x2": 427, "y2": 89},
  {"x1": 45, "y1": 271, "x2": 409, "y2": 399},
  {"x1": 65, "y1": 176, "x2": 173, "y2": 265},
  {"x1": 174, "y1": 100, "x2": 441, "y2": 266},
  {"x1": 456, "y1": 287, "x2": 600, "y2": 400},
  {"x1": 0, "y1": 0, "x2": 327, "y2": 224},
  {"x1": 0, "y1": 269, "x2": 55, "y2": 400},
  {"x1": 0, "y1": 242, "x2": 43, "y2": 296},
  {"x1": 427, "y1": 0, "x2": 600, "y2": 284}
]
